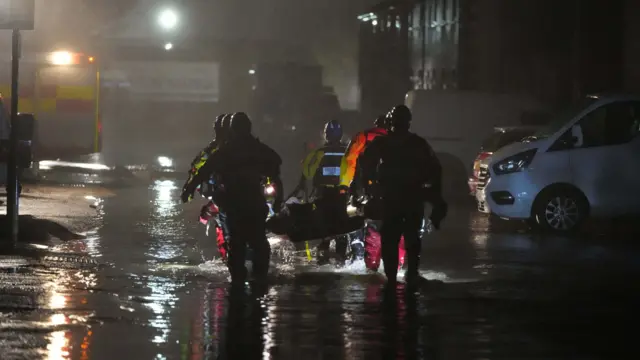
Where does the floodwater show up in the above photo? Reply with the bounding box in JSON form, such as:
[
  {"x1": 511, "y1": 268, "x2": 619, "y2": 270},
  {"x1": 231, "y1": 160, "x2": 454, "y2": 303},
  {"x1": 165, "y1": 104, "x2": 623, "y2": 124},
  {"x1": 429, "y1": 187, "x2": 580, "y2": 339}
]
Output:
[{"x1": 1, "y1": 179, "x2": 639, "y2": 359}]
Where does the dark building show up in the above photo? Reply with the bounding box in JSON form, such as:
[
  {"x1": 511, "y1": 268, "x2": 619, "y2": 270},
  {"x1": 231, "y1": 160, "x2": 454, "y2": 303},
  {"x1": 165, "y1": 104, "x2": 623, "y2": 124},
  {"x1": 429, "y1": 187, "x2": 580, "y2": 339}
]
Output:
[{"x1": 358, "y1": 0, "x2": 626, "y2": 119}]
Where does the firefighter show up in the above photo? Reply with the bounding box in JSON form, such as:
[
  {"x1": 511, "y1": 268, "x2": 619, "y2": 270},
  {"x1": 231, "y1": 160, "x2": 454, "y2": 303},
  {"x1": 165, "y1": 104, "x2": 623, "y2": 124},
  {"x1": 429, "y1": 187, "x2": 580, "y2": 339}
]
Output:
[
  {"x1": 202, "y1": 112, "x2": 283, "y2": 289},
  {"x1": 338, "y1": 115, "x2": 390, "y2": 263},
  {"x1": 360, "y1": 105, "x2": 448, "y2": 285},
  {"x1": 341, "y1": 114, "x2": 415, "y2": 272},
  {"x1": 290, "y1": 120, "x2": 355, "y2": 263}
]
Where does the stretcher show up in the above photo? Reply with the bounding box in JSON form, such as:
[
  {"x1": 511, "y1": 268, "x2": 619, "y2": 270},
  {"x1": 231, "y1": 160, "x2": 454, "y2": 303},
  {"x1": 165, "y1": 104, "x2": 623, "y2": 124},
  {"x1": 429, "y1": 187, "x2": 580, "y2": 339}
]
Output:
[{"x1": 266, "y1": 199, "x2": 365, "y2": 244}]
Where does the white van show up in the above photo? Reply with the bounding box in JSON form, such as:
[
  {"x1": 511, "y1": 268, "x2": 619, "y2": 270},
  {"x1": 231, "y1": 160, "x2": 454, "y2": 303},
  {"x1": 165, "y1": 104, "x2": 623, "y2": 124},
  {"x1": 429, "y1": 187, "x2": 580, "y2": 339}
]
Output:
[{"x1": 477, "y1": 94, "x2": 640, "y2": 233}]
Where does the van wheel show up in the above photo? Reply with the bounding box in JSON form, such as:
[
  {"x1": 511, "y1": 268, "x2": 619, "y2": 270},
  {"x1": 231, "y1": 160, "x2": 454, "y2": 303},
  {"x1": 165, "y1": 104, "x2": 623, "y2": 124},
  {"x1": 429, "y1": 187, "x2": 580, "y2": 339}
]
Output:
[{"x1": 532, "y1": 190, "x2": 587, "y2": 234}]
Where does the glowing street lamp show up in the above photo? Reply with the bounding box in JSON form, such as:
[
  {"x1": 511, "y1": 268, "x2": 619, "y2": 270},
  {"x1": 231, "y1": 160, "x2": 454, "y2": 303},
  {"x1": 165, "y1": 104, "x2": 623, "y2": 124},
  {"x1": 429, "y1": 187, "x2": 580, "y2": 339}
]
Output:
[{"x1": 158, "y1": 8, "x2": 178, "y2": 30}]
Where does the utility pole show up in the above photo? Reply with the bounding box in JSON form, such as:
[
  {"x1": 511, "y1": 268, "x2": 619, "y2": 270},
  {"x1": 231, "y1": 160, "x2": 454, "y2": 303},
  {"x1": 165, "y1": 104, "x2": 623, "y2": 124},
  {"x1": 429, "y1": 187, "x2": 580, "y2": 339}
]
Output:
[
  {"x1": 6, "y1": 27, "x2": 20, "y2": 247},
  {"x1": 1, "y1": 0, "x2": 35, "y2": 249}
]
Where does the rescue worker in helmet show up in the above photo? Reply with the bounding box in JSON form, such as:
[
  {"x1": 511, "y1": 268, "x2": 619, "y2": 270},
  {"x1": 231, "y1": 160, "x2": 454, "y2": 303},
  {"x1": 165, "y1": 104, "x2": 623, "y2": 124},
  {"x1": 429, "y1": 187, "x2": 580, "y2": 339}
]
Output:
[
  {"x1": 182, "y1": 113, "x2": 230, "y2": 202},
  {"x1": 340, "y1": 115, "x2": 388, "y2": 191},
  {"x1": 290, "y1": 120, "x2": 356, "y2": 263},
  {"x1": 181, "y1": 113, "x2": 232, "y2": 262},
  {"x1": 201, "y1": 112, "x2": 283, "y2": 291},
  {"x1": 360, "y1": 105, "x2": 448, "y2": 285},
  {"x1": 341, "y1": 114, "x2": 415, "y2": 271}
]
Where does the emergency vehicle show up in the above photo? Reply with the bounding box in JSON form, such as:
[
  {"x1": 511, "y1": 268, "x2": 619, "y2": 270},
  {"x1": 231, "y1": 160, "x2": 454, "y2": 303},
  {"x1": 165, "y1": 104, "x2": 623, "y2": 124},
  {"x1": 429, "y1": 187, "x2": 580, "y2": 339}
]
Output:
[{"x1": 0, "y1": 50, "x2": 101, "y2": 160}]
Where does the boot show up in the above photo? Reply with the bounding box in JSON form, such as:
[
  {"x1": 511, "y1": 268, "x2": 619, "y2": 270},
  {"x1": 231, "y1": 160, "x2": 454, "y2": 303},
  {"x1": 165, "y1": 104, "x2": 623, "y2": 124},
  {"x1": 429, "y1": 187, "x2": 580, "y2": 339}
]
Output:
[
  {"x1": 228, "y1": 245, "x2": 248, "y2": 285},
  {"x1": 317, "y1": 239, "x2": 331, "y2": 265},
  {"x1": 404, "y1": 251, "x2": 421, "y2": 288},
  {"x1": 349, "y1": 229, "x2": 365, "y2": 262}
]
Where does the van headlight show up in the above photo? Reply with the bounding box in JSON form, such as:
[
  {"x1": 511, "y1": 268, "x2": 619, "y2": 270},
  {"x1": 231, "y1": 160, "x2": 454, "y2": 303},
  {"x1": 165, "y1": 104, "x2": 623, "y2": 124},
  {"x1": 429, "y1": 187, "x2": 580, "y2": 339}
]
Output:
[{"x1": 492, "y1": 149, "x2": 537, "y2": 175}]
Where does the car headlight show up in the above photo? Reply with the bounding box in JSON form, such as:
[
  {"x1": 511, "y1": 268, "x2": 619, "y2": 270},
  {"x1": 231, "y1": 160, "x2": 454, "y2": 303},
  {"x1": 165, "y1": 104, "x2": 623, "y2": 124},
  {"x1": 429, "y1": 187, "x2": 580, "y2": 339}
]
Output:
[
  {"x1": 157, "y1": 156, "x2": 173, "y2": 168},
  {"x1": 492, "y1": 149, "x2": 537, "y2": 175}
]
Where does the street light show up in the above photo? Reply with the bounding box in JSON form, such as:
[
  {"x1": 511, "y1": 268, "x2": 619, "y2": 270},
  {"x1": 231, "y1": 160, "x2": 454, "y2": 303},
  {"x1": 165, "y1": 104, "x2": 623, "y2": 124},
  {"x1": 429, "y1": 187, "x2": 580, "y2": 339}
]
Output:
[
  {"x1": 158, "y1": 8, "x2": 178, "y2": 30},
  {"x1": 164, "y1": 42, "x2": 173, "y2": 51}
]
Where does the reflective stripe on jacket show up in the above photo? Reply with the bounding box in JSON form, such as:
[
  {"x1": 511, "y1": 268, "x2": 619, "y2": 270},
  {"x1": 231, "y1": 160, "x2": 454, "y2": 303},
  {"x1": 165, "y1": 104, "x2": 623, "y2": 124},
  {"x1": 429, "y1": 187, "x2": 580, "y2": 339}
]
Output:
[{"x1": 301, "y1": 144, "x2": 347, "y2": 188}]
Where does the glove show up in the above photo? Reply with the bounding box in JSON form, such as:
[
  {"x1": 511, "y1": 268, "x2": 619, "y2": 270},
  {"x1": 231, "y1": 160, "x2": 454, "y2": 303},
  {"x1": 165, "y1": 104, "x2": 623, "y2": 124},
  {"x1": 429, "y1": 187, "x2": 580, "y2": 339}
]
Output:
[
  {"x1": 349, "y1": 194, "x2": 362, "y2": 208},
  {"x1": 200, "y1": 204, "x2": 211, "y2": 219},
  {"x1": 273, "y1": 198, "x2": 284, "y2": 213},
  {"x1": 180, "y1": 189, "x2": 193, "y2": 204}
]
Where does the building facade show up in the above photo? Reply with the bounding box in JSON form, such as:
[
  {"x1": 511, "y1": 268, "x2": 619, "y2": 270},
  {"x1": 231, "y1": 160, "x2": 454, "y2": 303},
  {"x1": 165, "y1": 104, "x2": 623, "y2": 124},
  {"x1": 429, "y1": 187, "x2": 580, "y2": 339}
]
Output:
[{"x1": 358, "y1": 0, "x2": 626, "y2": 119}]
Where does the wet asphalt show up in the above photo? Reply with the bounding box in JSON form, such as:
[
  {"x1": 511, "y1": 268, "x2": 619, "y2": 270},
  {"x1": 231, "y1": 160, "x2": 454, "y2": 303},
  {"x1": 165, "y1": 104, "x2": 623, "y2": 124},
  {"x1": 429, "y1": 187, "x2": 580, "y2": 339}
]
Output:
[{"x1": 1, "y1": 179, "x2": 640, "y2": 360}]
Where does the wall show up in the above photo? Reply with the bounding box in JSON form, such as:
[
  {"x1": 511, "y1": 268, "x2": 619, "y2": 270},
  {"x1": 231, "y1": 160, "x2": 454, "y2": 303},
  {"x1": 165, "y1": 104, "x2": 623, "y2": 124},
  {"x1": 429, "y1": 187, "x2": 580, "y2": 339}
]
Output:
[
  {"x1": 409, "y1": 0, "x2": 460, "y2": 90},
  {"x1": 359, "y1": 0, "x2": 629, "y2": 118}
]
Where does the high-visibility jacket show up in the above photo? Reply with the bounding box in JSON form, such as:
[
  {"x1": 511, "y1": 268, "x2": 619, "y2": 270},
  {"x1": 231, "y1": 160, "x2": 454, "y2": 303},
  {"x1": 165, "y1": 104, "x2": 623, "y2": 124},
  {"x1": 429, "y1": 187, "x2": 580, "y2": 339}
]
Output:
[
  {"x1": 182, "y1": 139, "x2": 222, "y2": 202},
  {"x1": 301, "y1": 143, "x2": 347, "y2": 189},
  {"x1": 339, "y1": 127, "x2": 387, "y2": 187},
  {"x1": 190, "y1": 140, "x2": 220, "y2": 176}
]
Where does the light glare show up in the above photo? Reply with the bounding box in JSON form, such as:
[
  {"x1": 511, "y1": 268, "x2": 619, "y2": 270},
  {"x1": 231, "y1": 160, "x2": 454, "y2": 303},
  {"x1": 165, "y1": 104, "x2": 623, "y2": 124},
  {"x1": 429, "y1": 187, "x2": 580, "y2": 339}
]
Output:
[
  {"x1": 50, "y1": 51, "x2": 73, "y2": 65},
  {"x1": 157, "y1": 156, "x2": 173, "y2": 168},
  {"x1": 158, "y1": 9, "x2": 178, "y2": 30}
]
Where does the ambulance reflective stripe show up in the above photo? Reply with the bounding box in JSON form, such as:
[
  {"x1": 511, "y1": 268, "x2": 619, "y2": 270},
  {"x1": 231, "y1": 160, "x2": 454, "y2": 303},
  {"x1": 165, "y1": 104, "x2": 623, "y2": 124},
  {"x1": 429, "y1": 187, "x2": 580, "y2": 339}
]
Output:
[
  {"x1": 0, "y1": 84, "x2": 94, "y2": 113},
  {"x1": 56, "y1": 86, "x2": 95, "y2": 100}
]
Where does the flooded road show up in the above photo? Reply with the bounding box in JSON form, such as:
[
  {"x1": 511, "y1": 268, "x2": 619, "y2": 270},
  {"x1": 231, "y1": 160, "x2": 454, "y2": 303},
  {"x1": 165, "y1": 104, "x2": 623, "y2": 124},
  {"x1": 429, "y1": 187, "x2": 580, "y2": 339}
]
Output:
[{"x1": 1, "y1": 179, "x2": 639, "y2": 359}]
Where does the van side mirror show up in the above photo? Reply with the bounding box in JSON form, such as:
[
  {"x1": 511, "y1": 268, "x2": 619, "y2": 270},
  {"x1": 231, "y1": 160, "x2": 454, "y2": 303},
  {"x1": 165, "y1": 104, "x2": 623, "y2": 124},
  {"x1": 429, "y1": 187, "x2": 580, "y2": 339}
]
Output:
[{"x1": 16, "y1": 113, "x2": 36, "y2": 142}]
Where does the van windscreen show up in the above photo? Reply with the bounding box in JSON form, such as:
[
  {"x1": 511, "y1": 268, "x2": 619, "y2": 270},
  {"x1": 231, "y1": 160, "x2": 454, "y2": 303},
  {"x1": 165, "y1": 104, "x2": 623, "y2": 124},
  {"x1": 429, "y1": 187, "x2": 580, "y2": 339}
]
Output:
[{"x1": 533, "y1": 97, "x2": 597, "y2": 139}]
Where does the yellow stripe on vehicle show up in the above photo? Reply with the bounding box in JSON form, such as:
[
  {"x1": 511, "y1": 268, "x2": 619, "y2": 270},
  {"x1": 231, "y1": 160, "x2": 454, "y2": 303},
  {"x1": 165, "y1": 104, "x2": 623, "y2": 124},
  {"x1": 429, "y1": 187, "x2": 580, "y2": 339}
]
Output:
[
  {"x1": 37, "y1": 98, "x2": 57, "y2": 112},
  {"x1": 56, "y1": 86, "x2": 95, "y2": 100},
  {"x1": 17, "y1": 99, "x2": 35, "y2": 113}
]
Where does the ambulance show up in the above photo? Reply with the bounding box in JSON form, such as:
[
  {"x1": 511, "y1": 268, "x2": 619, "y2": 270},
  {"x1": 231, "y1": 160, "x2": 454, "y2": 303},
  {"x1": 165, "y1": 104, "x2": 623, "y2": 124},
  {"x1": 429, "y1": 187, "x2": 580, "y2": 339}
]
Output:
[{"x1": 0, "y1": 50, "x2": 101, "y2": 160}]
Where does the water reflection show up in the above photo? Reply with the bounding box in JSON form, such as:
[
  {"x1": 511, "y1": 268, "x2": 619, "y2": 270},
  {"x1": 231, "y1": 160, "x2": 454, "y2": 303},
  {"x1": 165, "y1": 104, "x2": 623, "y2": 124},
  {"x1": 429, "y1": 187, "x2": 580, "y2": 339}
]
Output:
[
  {"x1": 143, "y1": 276, "x2": 179, "y2": 345},
  {"x1": 223, "y1": 291, "x2": 269, "y2": 359},
  {"x1": 380, "y1": 284, "x2": 425, "y2": 360},
  {"x1": 82, "y1": 230, "x2": 103, "y2": 258},
  {"x1": 148, "y1": 179, "x2": 186, "y2": 261},
  {"x1": 80, "y1": 329, "x2": 93, "y2": 360},
  {"x1": 48, "y1": 279, "x2": 68, "y2": 310},
  {"x1": 46, "y1": 285, "x2": 71, "y2": 359},
  {"x1": 263, "y1": 288, "x2": 278, "y2": 358},
  {"x1": 152, "y1": 180, "x2": 180, "y2": 219},
  {"x1": 143, "y1": 180, "x2": 185, "y2": 351},
  {"x1": 47, "y1": 330, "x2": 71, "y2": 360}
]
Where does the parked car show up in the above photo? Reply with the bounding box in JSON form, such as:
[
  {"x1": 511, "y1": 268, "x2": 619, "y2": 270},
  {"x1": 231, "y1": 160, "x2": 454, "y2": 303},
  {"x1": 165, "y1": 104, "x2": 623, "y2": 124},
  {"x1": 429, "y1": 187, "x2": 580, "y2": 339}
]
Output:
[
  {"x1": 468, "y1": 126, "x2": 539, "y2": 196},
  {"x1": 477, "y1": 94, "x2": 640, "y2": 233}
]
